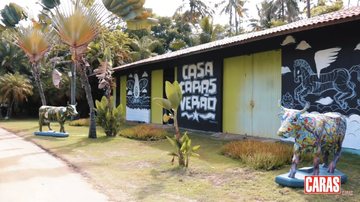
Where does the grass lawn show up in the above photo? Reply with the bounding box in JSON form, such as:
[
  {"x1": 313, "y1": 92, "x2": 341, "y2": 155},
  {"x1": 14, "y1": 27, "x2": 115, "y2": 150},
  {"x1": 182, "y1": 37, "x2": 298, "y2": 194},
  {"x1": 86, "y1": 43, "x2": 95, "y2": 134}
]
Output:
[{"x1": 0, "y1": 120, "x2": 359, "y2": 202}]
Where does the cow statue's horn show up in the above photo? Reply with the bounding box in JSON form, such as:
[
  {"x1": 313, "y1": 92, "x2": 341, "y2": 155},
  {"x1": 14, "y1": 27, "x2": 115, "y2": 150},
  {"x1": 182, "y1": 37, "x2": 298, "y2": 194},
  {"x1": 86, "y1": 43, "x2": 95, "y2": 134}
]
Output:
[
  {"x1": 278, "y1": 100, "x2": 285, "y2": 111},
  {"x1": 300, "y1": 103, "x2": 310, "y2": 113}
]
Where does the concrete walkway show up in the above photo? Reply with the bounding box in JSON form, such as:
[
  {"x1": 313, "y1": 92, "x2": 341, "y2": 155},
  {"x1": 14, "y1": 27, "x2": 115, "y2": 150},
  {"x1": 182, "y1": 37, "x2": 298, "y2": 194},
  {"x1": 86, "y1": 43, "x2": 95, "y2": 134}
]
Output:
[{"x1": 0, "y1": 128, "x2": 108, "y2": 202}]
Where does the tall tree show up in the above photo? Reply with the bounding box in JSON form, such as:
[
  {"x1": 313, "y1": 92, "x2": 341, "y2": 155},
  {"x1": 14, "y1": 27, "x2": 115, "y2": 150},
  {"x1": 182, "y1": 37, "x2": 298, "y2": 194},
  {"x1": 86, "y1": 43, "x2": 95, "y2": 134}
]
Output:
[
  {"x1": 176, "y1": 0, "x2": 214, "y2": 23},
  {"x1": 52, "y1": 0, "x2": 109, "y2": 138},
  {"x1": 198, "y1": 17, "x2": 226, "y2": 44},
  {"x1": 0, "y1": 72, "x2": 33, "y2": 118},
  {"x1": 13, "y1": 26, "x2": 53, "y2": 106},
  {"x1": 248, "y1": 0, "x2": 276, "y2": 31},
  {"x1": 217, "y1": 0, "x2": 247, "y2": 35},
  {"x1": 272, "y1": 0, "x2": 300, "y2": 22}
]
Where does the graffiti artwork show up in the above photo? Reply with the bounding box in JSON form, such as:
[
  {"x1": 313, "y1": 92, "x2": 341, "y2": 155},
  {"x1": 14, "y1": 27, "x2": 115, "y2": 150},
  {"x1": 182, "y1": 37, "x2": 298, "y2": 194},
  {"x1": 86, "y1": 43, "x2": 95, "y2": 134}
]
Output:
[
  {"x1": 177, "y1": 59, "x2": 222, "y2": 132},
  {"x1": 126, "y1": 71, "x2": 151, "y2": 123},
  {"x1": 281, "y1": 34, "x2": 360, "y2": 150},
  {"x1": 293, "y1": 58, "x2": 360, "y2": 109}
]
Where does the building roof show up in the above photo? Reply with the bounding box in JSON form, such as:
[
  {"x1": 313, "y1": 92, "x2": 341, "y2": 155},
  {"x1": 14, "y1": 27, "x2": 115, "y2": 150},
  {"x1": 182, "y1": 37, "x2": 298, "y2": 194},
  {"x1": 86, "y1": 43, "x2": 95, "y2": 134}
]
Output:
[{"x1": 114, "y1": 6, "x2": 360, "y2": 71}]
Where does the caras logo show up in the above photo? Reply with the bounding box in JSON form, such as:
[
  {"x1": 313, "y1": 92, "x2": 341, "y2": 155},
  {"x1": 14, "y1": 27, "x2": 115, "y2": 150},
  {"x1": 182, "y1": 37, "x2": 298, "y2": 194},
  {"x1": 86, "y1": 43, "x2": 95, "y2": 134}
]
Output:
[{"x1": 304, "y1": 176, "x2": 341, "y2": 194}]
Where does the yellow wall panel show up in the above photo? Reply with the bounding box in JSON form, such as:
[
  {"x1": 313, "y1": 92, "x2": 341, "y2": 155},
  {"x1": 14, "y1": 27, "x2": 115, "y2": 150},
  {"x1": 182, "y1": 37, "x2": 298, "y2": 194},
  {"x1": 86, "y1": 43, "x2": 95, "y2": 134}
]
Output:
[
  {"x1": 120, "y1": 75, "x2": 127, "y2": 117},
  {"x1": 151, "y1": 69, "x2": 164, "y2": 124}
]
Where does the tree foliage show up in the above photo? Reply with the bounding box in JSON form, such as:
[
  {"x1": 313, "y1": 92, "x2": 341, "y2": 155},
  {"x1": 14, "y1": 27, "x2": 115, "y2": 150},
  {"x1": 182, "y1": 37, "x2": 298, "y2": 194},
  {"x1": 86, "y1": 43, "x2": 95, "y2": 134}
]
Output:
[
  {"x1": 0, "y1": 72, "x2": 33, "y2": 118},
  {"x1": 0, "y1": 3, "x2": 27, "y2": 28},
  {"x1": 311, "y1": 0, "x2": 343, "y2": 17}
]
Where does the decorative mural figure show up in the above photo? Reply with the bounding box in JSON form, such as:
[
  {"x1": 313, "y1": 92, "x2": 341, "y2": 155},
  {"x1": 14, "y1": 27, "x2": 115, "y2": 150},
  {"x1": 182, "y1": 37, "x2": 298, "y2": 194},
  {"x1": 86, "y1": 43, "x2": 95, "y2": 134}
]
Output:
[
  {"x1": 295, "y1": 40, "x2": 311, "y2": 50},
  {"x1": 177, "y1": 59, "x2": 222, "y2": 132},
  {"x1": 281, "y1": 34, "x2": 360, "y2": 150},
  {"x1": 293, "y1": 58, "x2": 360, "y2": 109},
  {"x1": 126, "y1": 71, "x2": 151, "y2": 123}
]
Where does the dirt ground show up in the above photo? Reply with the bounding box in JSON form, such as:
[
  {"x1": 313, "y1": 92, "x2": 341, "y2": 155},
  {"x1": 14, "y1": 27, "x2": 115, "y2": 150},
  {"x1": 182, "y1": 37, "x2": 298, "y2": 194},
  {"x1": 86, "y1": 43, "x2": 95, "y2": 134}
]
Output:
[{"x1": 0, "y1": 128, "x2": 108, "y2": 202}]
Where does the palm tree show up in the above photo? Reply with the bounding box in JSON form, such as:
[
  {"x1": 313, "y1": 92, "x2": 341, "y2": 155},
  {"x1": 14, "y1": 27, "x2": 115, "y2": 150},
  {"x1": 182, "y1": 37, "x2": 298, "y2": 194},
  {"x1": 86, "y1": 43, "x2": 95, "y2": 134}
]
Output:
[
  {"x1": 0, "y1": 38, "x2": 29, "y2": 75},
  {"x1": 52, "y1": 0, "x2": 108, "y2": 138},
  {"x1": 217, "y1": 0, "x2": 247, "y2": 35},
  {"x1": 176, "y1": 0, "x2": 214, "y2": 23},
  {"x1": 0, "y1": 72, "x2": 33, "y2": 118},
  {"x1": 129, "y1": 36, "x2": 163, "y2": 61},
  {"x1": 13, "y1": 26, "x2": 53, "y2": 106},
  {"x1": 248, "y1": 0, "x2": 276, "y2": 31},
  {"x1": 272, "y1": 0, "x2": 300, "y2": 22}
]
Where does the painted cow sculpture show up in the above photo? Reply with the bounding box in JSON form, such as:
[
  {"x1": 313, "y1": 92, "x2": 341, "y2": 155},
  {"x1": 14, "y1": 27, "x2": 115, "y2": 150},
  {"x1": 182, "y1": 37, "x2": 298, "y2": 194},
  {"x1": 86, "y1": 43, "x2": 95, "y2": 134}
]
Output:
[
  {"x1": 277, "y1": 104, "x2": 346, "y2": 178},
  {"x1": 39, "y1": 104, "x2": 78, "y2": 133}
]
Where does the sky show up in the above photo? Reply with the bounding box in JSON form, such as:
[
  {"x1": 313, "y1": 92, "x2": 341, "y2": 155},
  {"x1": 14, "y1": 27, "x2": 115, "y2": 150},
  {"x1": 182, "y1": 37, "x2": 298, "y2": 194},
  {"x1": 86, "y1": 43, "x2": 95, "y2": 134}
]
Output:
[{"x1": 0, "y1": 0, "x2": 359, "y2": 26}]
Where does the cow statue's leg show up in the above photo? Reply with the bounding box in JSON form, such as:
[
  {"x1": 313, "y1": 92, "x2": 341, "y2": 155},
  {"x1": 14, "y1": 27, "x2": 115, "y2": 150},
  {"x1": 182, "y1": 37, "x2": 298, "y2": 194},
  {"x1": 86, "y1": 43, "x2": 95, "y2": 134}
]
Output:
[
  {"x1": 59, "y1": 121, "x2": 65, "y2": 133},
  {"x1": 328, "y1": 146, "x2": 342, "y2": 173},
  {"x1": 47, "y1": 121, "x2": 52, "y2": 131},
  {"x1": 313, "y1": 146, "x2": 321, "y2": 175},
  {"x1": 39, "y1": 118, "x2": 43, "y2": 132},
  {"x1": 289, "y1": 147, "x2": 300, "y2": 178},
  {"x1": 322, "y1": 150, "x2": 330, "y2": 168}
]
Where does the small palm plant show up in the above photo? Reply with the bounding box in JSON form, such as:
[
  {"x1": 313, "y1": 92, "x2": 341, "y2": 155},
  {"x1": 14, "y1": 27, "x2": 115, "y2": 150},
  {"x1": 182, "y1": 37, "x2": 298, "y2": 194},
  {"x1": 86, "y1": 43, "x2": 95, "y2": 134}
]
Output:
[
  {"x1": 0, "y1": 72, "x2": 33, "y2": 118},
  {"x1": 52, "y1": 0, "x2": 109, "y2": 138},
  {"x1": 154, "y1": 81, "x2": 200, "y2": 167},
  {"x1": 13, "y1": 26, "x2": 53, "y2": 106}
]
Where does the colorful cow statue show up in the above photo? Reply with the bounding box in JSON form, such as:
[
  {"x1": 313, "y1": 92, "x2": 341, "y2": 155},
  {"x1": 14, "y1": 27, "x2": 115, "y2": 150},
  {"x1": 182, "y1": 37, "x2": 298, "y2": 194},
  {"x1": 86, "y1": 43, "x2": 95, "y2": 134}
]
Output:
[
  {"x1": 277, "y1": 103, "x2": 346, "y2": 178},
  {"x1": 39, "y1": 104, "x2": 78, "y2": 133}
]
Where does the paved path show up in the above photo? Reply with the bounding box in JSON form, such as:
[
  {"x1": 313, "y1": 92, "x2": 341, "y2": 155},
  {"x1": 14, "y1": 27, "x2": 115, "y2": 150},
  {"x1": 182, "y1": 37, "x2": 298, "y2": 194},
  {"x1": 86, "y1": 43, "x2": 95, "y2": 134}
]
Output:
[{"x1": 0, "y1": 128, "x2": 108, "y2": 202}]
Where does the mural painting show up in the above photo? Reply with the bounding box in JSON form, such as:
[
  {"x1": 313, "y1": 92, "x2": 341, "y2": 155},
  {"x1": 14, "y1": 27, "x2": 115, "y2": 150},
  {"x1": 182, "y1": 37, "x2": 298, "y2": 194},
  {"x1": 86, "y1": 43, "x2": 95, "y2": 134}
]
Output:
[
  {"x1": 177, "y1": 59, "x2": 222, "y2": 131},
  {"x1": 281, "y1": 34, "x2": 360, "y2": 149},
  {"x1": 126, "y1": 71, "x2": 151, "y2": 123}
]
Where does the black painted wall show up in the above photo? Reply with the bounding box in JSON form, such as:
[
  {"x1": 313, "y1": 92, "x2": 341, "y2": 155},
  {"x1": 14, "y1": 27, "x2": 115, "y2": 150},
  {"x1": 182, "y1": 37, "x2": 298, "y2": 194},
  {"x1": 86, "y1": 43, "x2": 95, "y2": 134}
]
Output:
[
  {"x1": 281, "y1": 22, "x2": 360, "y2": 115},
  {"x1": 176, "y1": 56, "x2": 223, "y2": 132}
]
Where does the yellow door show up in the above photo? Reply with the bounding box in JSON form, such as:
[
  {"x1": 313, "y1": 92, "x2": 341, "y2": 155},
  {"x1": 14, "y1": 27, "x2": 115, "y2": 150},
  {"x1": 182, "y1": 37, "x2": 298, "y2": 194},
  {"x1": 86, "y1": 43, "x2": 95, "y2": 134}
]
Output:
[
  {"x1": 223, "y1": 50, "x2": 281, "y2": 138},
  {"x1": 223, "y1": 55, "x2": 253, "y2": 135},
  {"x1": 252, "y1": 50, "x2": 282, "y2": 138}
]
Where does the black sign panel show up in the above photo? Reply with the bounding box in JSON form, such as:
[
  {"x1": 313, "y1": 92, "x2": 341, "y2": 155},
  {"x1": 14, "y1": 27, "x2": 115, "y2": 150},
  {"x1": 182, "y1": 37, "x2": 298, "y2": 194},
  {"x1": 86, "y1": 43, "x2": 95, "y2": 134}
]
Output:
[
  {"x1": 177, "y1": 58, "x2": 222, "y2": 132},
  {"x1": 126, "y1": 70, "x2": 151, "y2": 122}
]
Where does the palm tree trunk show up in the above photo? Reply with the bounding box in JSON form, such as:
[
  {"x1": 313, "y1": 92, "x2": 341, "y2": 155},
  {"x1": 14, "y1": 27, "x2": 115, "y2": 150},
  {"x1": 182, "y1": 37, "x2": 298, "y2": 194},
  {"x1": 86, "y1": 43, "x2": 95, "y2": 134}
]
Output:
[
  {"x1": 235, "y1": 10, "x2": 239, "y2": 34},
  {"x1": 307, "y1": 0, "x2": 311, "y2": 18},
  {"x1": 229, "y1": 9, "x2": 233, "y2": 36},
  {"x1": 281, "y1": 0, "x2": 285, "y2": 21},
  {"x1": 6, "y1": 100, "x2": 14, "y2": 119},
  {"x1": 31, "y1": 63, "x2": 47, "y2": 106},
  {"x1": 77, "y1": 62, "x2": 97, "y2": 139}
]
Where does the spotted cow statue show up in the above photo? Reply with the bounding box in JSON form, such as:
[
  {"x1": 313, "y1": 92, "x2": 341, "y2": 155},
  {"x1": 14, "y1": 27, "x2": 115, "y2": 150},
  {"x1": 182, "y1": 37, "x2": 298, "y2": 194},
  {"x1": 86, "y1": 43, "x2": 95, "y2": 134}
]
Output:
[
  {"x1": 277, "y1": 103, "x2": 346, "y2": 178},
  {"x1": 39, "y1": 104, "x2": 78, "y2": 133}
]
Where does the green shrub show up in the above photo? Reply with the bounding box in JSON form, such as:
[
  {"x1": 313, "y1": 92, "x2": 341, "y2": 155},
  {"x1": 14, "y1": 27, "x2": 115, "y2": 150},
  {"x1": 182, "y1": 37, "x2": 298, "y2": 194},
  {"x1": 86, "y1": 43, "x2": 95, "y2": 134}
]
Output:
[
  {"x1": 221, "y1": 140, "x2": 294, "y2": 170},
  {"x1": 95, "y1": 96, "x2": 124, "y2": 137},
  {"x1": 68, "y1": 118, "x2": 90, "y2": 126},
  {"x1": 119, "y1": 124, "x2": 170, "y2": 141}
]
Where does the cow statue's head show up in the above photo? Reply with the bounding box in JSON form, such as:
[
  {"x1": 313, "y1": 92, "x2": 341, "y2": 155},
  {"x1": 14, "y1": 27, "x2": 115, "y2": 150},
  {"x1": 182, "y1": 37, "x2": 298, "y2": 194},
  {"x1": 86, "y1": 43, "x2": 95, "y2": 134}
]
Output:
[
  {"x1": 277, "y1": 103, "x2": 309, "y2": 138},
  {"x1": 66, "y1": 103, "x2": 78, "y2": 117}
]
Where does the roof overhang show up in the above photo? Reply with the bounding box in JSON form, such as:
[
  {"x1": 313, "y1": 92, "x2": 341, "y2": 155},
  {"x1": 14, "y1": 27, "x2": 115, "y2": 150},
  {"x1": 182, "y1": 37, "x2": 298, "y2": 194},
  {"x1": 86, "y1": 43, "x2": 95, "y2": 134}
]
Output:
[{"x1": 114, "y1": 7, "x2": 360, "y2": 72}]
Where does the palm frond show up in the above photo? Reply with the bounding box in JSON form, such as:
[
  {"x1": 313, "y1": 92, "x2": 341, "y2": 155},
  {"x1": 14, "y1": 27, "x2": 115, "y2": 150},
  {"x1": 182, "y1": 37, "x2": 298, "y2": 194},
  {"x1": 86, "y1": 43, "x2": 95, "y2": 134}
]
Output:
[
  {"x1": 52, "y1": 0, "x2": 110, "y2": 56},
  {"x1": 13, "y1": 26, "x2": 54, "y2": 64}
]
